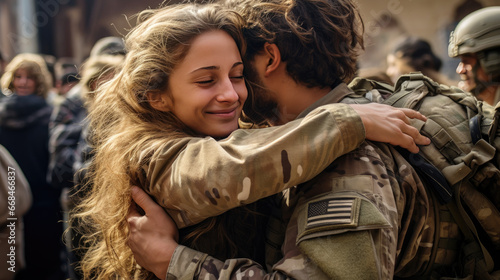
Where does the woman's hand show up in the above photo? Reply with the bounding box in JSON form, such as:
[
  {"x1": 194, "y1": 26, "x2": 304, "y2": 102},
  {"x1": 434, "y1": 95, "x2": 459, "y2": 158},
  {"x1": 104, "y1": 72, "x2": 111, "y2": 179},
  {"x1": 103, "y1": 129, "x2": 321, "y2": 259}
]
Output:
[
  {"x1": 127, "y1": 186, "x2": 179, "y2": 280},
  {"x1": 350, "y1": 103, "x2": 431, "y2": 154}
]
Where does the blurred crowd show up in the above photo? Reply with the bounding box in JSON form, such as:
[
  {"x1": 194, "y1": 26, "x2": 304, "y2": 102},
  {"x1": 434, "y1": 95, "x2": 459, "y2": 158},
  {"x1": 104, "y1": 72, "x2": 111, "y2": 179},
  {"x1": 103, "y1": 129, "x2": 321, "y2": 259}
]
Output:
[{"x1": 0, "y1": 36, "x2": 125, "y2": 280}]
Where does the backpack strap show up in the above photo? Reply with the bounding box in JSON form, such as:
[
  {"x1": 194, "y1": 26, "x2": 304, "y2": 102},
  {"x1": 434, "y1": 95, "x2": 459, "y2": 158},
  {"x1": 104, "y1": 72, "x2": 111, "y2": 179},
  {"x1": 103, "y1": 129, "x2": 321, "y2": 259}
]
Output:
[
  {"x1": 383, "y1": 73, "x2": 428, "y2": 108},
  {"x1": 470, "y1": 114, "x2": 483, "y2": 144},
  {"x1": 441, "y1": 139, "x2": 496, "y2": 186},
  {"x1": 396, "y1": 146, "x2": 452, "y2": 203},
  {"x1": 420, "y1": 119, "x2": 463, "y2": 163}
]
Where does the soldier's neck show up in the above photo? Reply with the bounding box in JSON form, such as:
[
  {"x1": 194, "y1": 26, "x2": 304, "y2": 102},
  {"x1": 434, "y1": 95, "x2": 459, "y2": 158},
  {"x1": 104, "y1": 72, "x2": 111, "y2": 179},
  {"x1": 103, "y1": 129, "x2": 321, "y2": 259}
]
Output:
[{"x1": 274, "y1": 84, "x2": 332, "y2": 125}]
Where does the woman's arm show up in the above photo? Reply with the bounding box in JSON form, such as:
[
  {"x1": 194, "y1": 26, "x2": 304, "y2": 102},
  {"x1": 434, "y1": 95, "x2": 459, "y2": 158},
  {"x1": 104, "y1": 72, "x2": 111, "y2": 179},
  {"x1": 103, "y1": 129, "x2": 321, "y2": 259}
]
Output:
[
  {"x1": 146, "y1": 103, "x2": 362, "y2": 228},
  {"x1": 144, "y1": 103, "x2": 428, "y2": 228}
]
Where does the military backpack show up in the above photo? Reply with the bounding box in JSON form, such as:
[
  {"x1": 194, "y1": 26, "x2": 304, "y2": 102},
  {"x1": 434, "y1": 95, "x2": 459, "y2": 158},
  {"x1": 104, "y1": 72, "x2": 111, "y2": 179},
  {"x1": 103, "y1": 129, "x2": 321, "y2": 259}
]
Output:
[{"x1": 349, "y1": 72, "x2": 500, "y2": 279}]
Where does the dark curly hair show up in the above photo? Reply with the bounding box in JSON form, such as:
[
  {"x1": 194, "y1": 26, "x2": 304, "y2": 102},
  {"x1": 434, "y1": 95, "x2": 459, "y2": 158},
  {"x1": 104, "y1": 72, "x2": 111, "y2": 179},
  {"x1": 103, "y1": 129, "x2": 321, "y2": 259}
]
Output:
[
  {"x1": 225, "y1": 0, "x2": 364, "y2": 88},
  {"x1": 391, "y1": 36, "x2": 442, "y2": 72}
]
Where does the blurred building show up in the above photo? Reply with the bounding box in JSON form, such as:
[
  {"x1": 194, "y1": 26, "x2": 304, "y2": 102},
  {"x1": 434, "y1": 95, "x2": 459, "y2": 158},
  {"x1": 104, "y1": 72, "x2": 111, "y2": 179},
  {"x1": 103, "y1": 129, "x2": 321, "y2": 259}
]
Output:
[
  {"x1": 0, "y1": 0, "x2": 181, "y2": 64},
  {"x1": 0, "y1": 0, "x2": 498, "y2": 75}
]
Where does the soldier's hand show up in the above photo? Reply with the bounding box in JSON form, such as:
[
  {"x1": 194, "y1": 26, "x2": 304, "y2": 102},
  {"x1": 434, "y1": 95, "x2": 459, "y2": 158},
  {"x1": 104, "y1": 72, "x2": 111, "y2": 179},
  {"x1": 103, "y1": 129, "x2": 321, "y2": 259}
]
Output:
[
  {"x1": 127, "y1": 186, "x2": 178, "y2": 280},
  {"x1": 350, "y1": 103, "x2": 431, "y2": 153}
]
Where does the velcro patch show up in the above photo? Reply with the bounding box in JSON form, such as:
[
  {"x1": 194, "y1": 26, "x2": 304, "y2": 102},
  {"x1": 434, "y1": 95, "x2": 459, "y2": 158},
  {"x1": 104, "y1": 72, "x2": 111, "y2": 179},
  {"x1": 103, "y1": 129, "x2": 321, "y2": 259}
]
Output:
[
  {"x1": 296, "y1": 195, "x2": 362, "y2": 243},
  {"x1": 306, "y1": 197, "x2": 355, "y2": 230}
]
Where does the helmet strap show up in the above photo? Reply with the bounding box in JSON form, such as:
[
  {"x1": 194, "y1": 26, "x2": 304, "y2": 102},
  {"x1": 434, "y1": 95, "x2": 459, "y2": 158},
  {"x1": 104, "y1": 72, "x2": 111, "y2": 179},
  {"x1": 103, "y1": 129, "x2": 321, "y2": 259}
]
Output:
[{"x1": 470, "y1": 62, "x2": 488, "y2": 96}]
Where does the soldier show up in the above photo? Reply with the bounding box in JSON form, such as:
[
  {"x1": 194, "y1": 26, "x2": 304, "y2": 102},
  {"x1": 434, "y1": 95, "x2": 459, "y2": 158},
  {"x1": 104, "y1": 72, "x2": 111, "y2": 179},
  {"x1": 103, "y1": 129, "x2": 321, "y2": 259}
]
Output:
[
  {"x1": 448, "y1": 6, "x2": 500, "y2": 106},
  {"x1": 126, "y1": 0, "x2": 468, "y2": 279},
  {"x1": 75, "y1": 2, "x2": 432, "y2": 279}
]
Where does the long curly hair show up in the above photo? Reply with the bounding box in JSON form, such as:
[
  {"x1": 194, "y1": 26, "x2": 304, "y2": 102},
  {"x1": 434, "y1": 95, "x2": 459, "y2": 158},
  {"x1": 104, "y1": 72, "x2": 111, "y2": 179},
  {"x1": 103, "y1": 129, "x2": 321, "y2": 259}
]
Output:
[
  {"x1": 72, "y1": 3, "x2": 252, "y2": 279},
  {"x1": 0, "y1": 53, "x2": 52, "y2": 98}
]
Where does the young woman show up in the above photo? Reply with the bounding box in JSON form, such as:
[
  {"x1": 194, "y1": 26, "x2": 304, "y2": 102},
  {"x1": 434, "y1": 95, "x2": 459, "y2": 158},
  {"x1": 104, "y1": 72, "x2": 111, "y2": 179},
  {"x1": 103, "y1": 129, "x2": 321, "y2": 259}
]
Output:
[
  {"x1": 75, "y1": 3, "x2": 429, "y2": 279},
  {"x1": 0, "y1": 53, "x2": 66, "y2": 279}
]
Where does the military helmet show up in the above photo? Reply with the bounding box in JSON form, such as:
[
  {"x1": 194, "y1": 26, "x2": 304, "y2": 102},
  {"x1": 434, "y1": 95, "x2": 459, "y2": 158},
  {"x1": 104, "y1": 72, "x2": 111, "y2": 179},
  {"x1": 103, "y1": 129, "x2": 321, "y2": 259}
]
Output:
[{"x1": 448, "y1": 6, "x2": 500, "y2": 58}]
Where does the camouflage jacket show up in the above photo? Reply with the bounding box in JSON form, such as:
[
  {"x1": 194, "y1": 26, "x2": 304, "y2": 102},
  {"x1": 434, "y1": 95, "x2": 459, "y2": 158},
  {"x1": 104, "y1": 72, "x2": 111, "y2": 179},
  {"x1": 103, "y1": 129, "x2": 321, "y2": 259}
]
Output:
[
  {"x1": 164, "y1": 84, "x2": 463, "y2": 280},
  {"x1": 143, "y1": 99, "x2": 365, "y2": 229}
]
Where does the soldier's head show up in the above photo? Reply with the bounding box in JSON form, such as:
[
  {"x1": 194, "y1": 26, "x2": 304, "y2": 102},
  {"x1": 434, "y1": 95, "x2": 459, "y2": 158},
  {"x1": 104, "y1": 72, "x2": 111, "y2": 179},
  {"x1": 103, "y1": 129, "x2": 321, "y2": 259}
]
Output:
[
  {"x1": 223, "y1": 0, "x2": 364, "y2": 123},
  {"x1": 449, "y1": 6, "x2": 500, "y2": 105}
]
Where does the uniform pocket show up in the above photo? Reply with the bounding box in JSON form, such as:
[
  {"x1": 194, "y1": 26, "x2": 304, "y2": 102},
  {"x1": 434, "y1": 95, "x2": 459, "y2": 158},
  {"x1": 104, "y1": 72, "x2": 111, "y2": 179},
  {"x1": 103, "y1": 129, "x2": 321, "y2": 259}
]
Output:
[{"x1": 296, "y1": 190, "x2": 392, "y2": 243}]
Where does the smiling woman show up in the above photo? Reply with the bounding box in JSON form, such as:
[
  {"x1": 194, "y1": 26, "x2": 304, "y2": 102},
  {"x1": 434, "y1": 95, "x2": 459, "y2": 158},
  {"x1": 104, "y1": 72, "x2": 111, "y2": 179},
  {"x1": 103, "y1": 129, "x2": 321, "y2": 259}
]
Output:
[
  {"x1": 74, "y1": 2, "x2": 409, "y2": 279},
  {"x1": 148, "y1": 30, "x2": 247, "y2": 138}
]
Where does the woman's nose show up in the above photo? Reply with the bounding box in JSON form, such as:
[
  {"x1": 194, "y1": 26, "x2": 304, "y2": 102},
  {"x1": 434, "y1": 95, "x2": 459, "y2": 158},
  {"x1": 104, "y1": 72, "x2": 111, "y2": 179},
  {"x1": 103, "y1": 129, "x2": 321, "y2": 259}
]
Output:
[{"x1": 216, "y1": 78, "x2": 239, "y2": 102}]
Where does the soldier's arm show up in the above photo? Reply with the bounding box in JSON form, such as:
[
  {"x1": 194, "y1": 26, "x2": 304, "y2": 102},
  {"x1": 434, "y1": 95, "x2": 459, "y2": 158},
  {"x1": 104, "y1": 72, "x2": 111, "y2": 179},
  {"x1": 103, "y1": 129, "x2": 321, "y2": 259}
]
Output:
[
  {"x1": 167, "y1": 246, "x2": 295, "y2": 280},
  {"x1": 145, "y1": 103, "x2": 365, "y2": 229},
  {"x1": 128, "y1": 186, "x2": 299, "y2": 280}
]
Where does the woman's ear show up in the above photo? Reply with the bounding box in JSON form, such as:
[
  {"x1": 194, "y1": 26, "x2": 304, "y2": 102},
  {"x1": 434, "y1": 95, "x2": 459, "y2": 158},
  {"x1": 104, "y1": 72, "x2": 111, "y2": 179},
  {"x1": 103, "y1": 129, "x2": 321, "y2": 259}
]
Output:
[
  {"x1": 263, "y1": 43, "x2": 282, "y2": 77},
  {"x1": 147, "y1": 91, "x2": 171, "y2": 112}
]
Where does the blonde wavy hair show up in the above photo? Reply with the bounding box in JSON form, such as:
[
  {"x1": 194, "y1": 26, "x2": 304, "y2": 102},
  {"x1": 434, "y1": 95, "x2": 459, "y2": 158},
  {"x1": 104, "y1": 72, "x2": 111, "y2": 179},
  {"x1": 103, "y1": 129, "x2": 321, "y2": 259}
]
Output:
[
  {"x1": 72, "y1": 3, "x2": 247, "y2": 279},
  {"x1": 0, "y1": 53, "x2": 52, "y2": 98}
]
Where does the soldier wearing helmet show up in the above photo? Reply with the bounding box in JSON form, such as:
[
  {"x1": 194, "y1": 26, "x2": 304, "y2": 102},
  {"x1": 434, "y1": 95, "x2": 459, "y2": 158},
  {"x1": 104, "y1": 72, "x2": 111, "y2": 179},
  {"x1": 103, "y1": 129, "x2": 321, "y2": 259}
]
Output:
[{"x1": 449, "y1": 6, "x2": 500, "y2": 106}]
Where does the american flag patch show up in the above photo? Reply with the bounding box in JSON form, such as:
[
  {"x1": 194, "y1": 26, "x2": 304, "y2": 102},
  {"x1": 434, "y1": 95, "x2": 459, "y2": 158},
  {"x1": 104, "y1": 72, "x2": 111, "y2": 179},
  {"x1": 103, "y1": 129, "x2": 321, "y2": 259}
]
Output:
[{"x1": 306, "y1": 197, "x2": 354, "y2": 229}]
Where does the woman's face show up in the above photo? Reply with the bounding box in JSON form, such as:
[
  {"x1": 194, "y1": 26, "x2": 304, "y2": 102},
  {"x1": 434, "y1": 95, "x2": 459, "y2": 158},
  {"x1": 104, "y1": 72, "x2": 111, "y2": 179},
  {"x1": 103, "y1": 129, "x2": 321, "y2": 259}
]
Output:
[
  {"x1": 12, "y1": 68, "x2": 37, "y2": 96},
  {"x1": 386, "y1": 54, "x2": 415, "y2": 84},
  {"x1": 163, "y1": 30, "x2": 247, "y2": 138}
]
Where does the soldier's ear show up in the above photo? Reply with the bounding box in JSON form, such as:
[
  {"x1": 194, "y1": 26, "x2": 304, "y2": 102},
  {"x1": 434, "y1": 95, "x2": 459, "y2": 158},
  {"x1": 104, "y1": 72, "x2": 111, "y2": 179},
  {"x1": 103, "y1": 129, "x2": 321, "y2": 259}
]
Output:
[
  {"x1": 263, "y1": 43, "x2": 281, "y2": 77},
  {"x1": 147, "y1": 91, "x2": 172, "y2": 112}
]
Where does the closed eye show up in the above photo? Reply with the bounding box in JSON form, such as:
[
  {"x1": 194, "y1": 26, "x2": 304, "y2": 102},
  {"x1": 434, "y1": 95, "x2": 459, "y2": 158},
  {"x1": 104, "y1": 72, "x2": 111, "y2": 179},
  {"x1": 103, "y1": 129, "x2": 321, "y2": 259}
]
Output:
[{"x1": 196, "y1": 79, "x2": 214, "y2": 85}]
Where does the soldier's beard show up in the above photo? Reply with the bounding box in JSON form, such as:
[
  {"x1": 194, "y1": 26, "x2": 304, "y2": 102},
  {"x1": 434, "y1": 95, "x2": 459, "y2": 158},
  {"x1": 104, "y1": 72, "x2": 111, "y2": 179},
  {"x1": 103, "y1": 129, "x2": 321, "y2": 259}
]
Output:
[{"x1": 243, "y1": 64, "x2": 280, "y2": 125}]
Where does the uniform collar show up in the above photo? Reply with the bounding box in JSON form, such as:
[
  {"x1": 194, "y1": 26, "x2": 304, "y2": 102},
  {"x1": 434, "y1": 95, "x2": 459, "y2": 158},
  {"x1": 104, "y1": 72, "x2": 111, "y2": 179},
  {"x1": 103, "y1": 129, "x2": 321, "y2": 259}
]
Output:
[{"x1": 296, "y1": 83, "x2": 353, "y2": 119}]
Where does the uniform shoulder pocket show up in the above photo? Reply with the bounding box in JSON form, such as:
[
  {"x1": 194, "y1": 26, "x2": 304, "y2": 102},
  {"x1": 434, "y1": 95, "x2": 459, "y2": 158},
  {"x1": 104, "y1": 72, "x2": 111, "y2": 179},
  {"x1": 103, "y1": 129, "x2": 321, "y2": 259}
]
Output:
[{"x1": 296, "y1": 192, "x2": 391, "y2": 243}]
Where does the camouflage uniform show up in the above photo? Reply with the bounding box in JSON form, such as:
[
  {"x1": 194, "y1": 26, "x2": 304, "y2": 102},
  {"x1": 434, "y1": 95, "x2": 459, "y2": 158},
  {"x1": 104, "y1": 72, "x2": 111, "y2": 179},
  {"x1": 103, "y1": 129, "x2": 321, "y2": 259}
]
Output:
[
  {"x1": 142, "y1": 102, "x2": 365, "y2": 229},
  {"x1": 162, "y1": 84, "x2": 464, "y2": 280}
]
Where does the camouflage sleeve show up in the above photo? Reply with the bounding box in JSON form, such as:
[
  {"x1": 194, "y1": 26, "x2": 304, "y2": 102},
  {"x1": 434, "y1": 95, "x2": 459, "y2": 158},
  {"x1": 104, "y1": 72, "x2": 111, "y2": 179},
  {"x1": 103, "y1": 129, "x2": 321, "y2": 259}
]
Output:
[
  {"x1": 166, "y1": 245, "x2": 291, "y2": 280},
  {"x1": 145, "y1": 103, "x2": 365, "y2": 228},
  {"x1": 47, "y1": 95, "x2": 86, "y2": 189},
  {"x1": 280, "y1": 141, "x2": 433, "y2": 280}
]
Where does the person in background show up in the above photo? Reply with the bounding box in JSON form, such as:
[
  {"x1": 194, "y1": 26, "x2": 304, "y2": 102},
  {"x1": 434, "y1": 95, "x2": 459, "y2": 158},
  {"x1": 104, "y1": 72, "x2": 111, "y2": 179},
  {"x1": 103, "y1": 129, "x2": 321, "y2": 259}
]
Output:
[
  {"x1": 0, "y1": 144, "x2": 32, "y2": 280},
  {"x1": 0, "y1": 50, "x2": 6, "y2": 79},
  {"x1": 386, "y1": 36, "x2": 456, "y2": 85},
  {"x1": 0, "y1": 53, "x2": 66, "y2": 279},
  {"x1": 449, "y1": 6, "x2": 500, "y2": 106},
  {"x1": 61, "y1": 54, "x2": 124, "y2": 280},
  {"x1": 41, "y1": 54, "x2": 66, "y2": 106},
  {"x1": 48, "y1": 36, "x2": 126, "y2": 195},
  {"x1": 57, "y1": 72, "x2": 80, "y2": 97},
  {"x1": 54, "y1": 57, "x2": 80, "y2": 98},
  {"x1": 48, "y1": 42, "x2": 126, "y2": 280}
]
